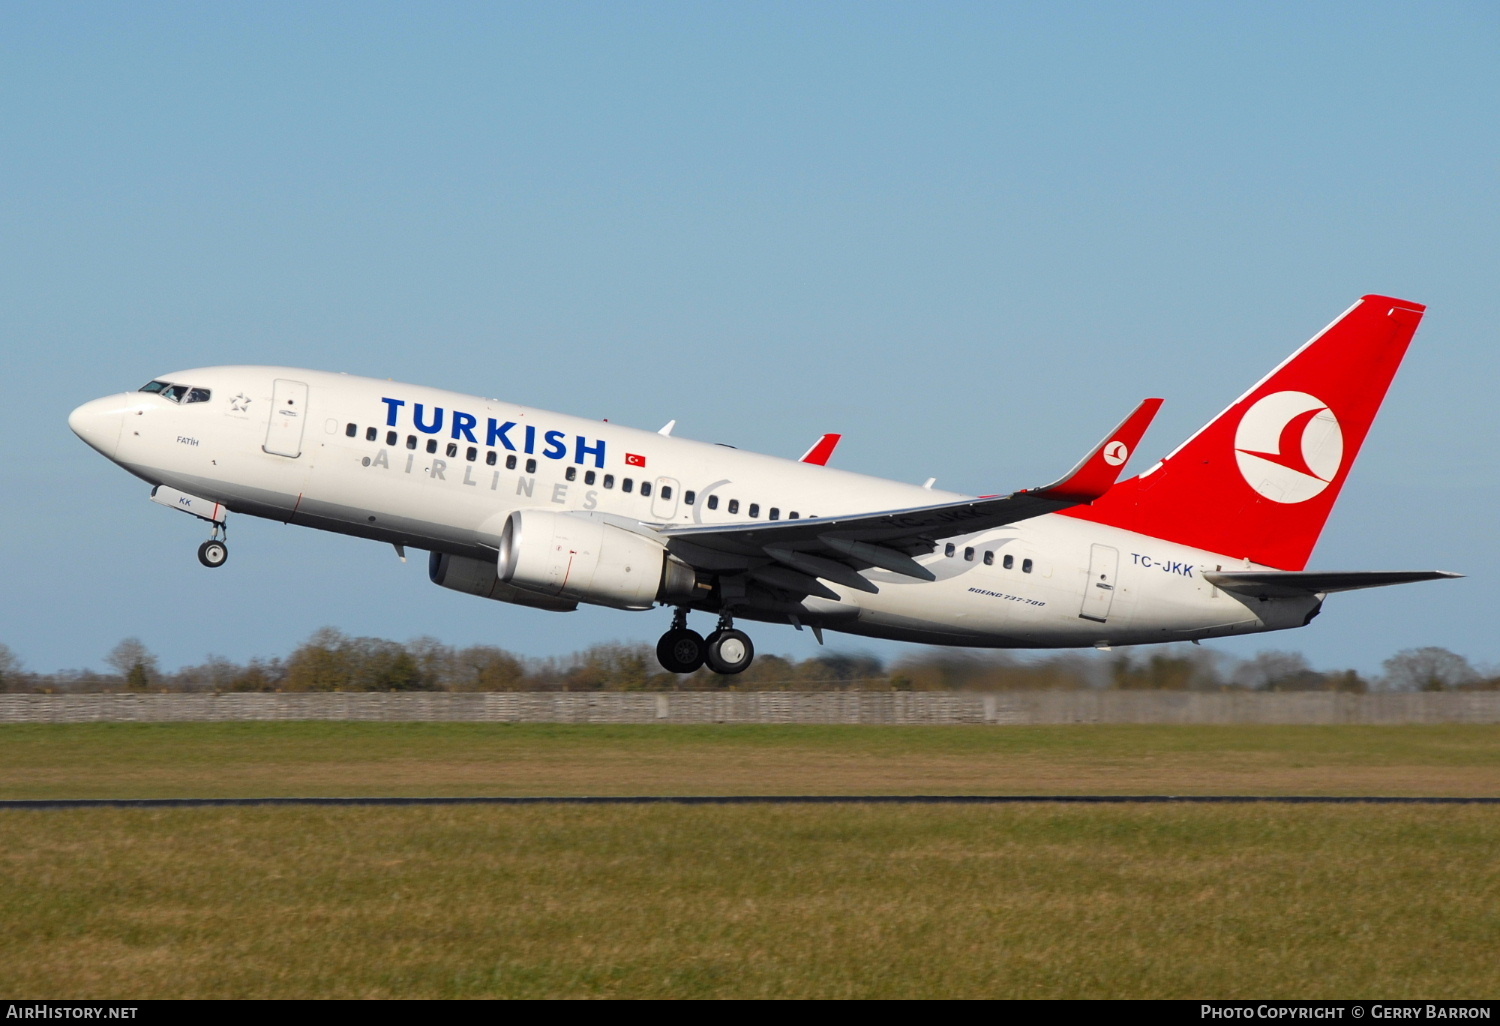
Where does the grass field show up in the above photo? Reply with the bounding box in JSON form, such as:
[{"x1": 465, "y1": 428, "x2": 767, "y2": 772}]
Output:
[
  {"x1": 3, "y1": 724, "x2": 1499, "y2": 998},
  {"x1": 4, "y1": 721, "x2": 1500, "y2": 798}
]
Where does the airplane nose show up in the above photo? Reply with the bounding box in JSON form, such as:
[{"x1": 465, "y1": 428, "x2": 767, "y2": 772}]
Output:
[{"x1": 68, "y1": 395, "x2": 129, "y2": 459}]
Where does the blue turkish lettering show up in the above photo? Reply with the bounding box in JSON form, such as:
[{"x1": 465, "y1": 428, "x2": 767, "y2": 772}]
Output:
[
  {"x1": 414, "y1": 403, "x2": 444, "y2": 434},
  {"x1": 452, "y1": 412, "x2": 478, "y2": 443},
  {"x1": 487, "y1": 419, "x2": 517, "y2": 450},
  {"x1": 575, "y1": 436, "x2": 606, "y2": 467},
  {"x1": 384, "y1": 397, "x2": 606, "y2": 469}
]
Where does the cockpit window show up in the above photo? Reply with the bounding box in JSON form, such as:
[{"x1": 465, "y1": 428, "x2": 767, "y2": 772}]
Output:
[
  {"x1": 159, "y1": 384, "x2": 189, "y2": 403},
  {"x1": 186, "y1": 388, "x2": 211, "y2": 404},
  {"x1": 139, "y1": 380, "x2": 169, "y2": 394}
]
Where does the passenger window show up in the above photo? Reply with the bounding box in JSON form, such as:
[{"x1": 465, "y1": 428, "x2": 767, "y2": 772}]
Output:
[
  {"x1": 445, "y1": 442, "x2": 458, "y2": 458},
  {"x1": 366, "y1": 427, "x2": 377, "y2": 442},
  {"x1": 345, "y1": 423, "x2": 358, "y2": 438},
  {"x1": 769, "y1": 508, "x2": 779, "y2": 520},
  {"x1": 728, "y1": 499, "x2": 739, "y2": 514},
  {"x1": 945, "y1": 543, "x2": 956, "y2": 558},
  {"x1": 640, "y1": 481, "x2": 652, "y2": 497},
  {"x1": 707, "y1": 495, "x2": 719, "y2": 510},
  {"x1": 789, "y1": 512, "x2": 799, "y2": 519},
  {"x1": 964, "y1": 547, "x2": 974, "y2": 562},
  {"x1": 139, "y1": 380, "x2": 169, "y2": 394},
  {"x1": 661, "y1": 485, "x2": 672, "y2": 500},
  {"x1": 486, "y1": 451, "x2": 497, "y2": 466},
  {"x1": 622, "y1": 478, "x2": 633, "y2": 493},
  {"x1": 387, "y1": 431, "x2": 398, "y2": 446},
  {"x1": 525, "y1": 459, "x2": 536, "y2": 474},
  {"x1": 585, "y1": 471, "x2": 596, "y2": 485},
  {"x1": 565, "y1": 466, "x2": 576, "y2": 481},
  {"x1": 466, "y1": 446, "x2": 477, "y2": 462},
  {"x1": 406, "y1": 435, "x2": 417, "y2": 450},
  {"x1": 983, "y1": 551, "x2": 994, "y2": 566},
  {"x1": 1003, "y1": 554, "x2": 1014, "y2": 569},
  {"x1": 1023, "y1": 558, "x2": 1033, "y2": 574},
  {"x1": 186, "y1": 388, "x2": 211, "y2": 404},
  {"x1": 684, "y1": 490, "x2": 695, "y2": 505},
  {"x1": 506, "y1": 454, "x2": 517, "y2": 470},
  {"x1": 748, "y1": 503, "x2": 759, "y2": 518},
  {"x1": 603, "y1": 474, "x2": 614, "y2": 489},
  {"x1": 426, "y1": 439, "x2": 438, "y2": 454}
]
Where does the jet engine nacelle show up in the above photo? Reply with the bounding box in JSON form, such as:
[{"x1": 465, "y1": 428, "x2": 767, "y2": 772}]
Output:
[
  {"x1": 428, "y1": 551, "x2": 579, "y2": 613},
  {"x1": 497, "y1": 509, "x2": 699, "y2": 610}
]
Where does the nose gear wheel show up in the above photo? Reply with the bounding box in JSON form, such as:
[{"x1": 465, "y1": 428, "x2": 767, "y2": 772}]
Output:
[{"x1": 197, "y1": 539, "x2": 228, "y2": 568}]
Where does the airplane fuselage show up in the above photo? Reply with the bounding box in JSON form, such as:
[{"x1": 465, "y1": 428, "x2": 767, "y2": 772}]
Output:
[{"x1": 71, "y1": 365, "x2": 1314, "y2": 651}]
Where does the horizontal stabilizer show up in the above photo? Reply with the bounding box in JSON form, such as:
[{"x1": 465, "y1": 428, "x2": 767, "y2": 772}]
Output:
[{"x1": 1204, "y1": 569, "x2": 1462, "y2": 598}]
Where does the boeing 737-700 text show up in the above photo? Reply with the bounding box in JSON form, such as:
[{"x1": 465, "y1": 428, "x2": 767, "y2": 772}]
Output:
[{"x1": 69, "y1": 295, "x2": 1458, "y2": 674}]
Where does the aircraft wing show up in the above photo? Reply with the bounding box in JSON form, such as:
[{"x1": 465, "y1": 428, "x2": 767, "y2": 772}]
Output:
[
  {"x1": 1203, "y1": 570, "x2": 1463, "y2": 598},
  {"x1": 657, "y1": 398, "x2": 1162, "y2": 590}
]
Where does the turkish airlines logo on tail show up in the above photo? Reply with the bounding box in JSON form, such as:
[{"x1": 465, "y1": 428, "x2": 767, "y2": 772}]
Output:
[{"x1": 1233, "y1": 391, "x2": 1344, "y2": 504}]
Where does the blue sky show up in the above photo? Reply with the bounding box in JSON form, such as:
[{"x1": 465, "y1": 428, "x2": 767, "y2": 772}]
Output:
[{"x1": 2, "y1": 1, "x2": 1495, "y2": 676}]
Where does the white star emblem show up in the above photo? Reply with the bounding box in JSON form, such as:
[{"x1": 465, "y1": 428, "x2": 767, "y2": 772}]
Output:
[{"x1": 230, "y1": 393, "x2": 251, "y2": 412}]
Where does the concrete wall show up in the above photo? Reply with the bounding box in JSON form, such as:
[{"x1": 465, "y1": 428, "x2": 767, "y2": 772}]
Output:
[{"x1": 3, "y1": 691, "x2": 1500, "y2": 725}]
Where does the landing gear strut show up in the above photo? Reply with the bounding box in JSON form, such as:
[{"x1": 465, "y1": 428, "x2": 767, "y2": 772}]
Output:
[
  {"x1": 655, "y1": 607, "x2": 706, "y2": 674},
  {"x1": 197, "y1": 522, "x2": 228, "y2": 569}
]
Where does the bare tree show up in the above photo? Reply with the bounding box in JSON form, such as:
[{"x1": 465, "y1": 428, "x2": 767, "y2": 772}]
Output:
[
  {"x1": 1381, "y1": 647, "x2": 1477, "y2": 692},
  {"x1": 1231, "y1": 650, "x2": 1313, "y2": 691},
  {"x1": 0, "y1": 643, "x2": 22, "y2": 693},
  {"x1": 106, "y1": 638, "x2": 159, "y2": 691}
]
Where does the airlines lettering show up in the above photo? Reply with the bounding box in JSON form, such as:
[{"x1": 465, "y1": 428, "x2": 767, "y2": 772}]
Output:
[
  {"x1": 1131, "y1": 552, "x2": 1194, "y2": 577},
  {"x1": 380, "y1": 398, "x2": 607, "y2": 467}
]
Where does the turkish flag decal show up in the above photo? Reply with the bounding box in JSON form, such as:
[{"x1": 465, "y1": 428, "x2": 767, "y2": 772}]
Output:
[{"x1": 625, "y1": 453, "x2": 646, "y2": 468}]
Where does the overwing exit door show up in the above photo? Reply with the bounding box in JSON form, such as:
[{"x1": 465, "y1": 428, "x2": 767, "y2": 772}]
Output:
[
  {"x1": 651, "y1": 477, "x2": 681, "y2": 520},
  {"x1": 263, "y1": 379, "x2": 310, "y2": 458},
  {"x1": 1079, "y1": 544, "x2": 1119, "y2": 623}
]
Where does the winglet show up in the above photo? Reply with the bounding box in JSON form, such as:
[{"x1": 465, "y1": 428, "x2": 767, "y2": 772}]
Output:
[
  {"x1": 1034, "y1": 398, "x2": 1164, "y2": 502},
  {"x1": 799, "y1": 433, "x2": 843, "y2": 466}
]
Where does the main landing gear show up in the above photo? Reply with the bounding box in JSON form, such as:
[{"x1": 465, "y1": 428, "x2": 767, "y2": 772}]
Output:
[
  {"x1": 196, "y1": 522, "x2": 229, "y2": 568},
  {"x1": 655, "y1": 608, "x2": 755, "y2": 675}
]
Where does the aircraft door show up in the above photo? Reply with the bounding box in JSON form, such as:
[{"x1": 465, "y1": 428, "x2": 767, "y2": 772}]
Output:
[
  {"x1": 263, "y1": 379, "x2": 310, "y2": 458},
  {"x1": 651, "y1": 477, "x2": 680, "y2": 520},
  {"x1": 1079, "y1": 544, "x2": 1119, "y2": 623}
]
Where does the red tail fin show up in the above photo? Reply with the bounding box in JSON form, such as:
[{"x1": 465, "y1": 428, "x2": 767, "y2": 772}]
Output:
[{"x1": 1063, "y1": 295, "x2": 1426, "y2": 570}]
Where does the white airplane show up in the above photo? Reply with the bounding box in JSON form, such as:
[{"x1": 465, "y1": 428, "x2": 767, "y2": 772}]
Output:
[{"x1": 69, "y1": 295, "x2": 1458, "y2": 675}]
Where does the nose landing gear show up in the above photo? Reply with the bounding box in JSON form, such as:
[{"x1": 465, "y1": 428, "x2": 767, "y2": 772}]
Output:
[
  {"x1": 196, "y1": 522, "x2": 228, "y2": 568},
  {"x1": 655, "y1": 609, "x2": 756, "y2": 675}
]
